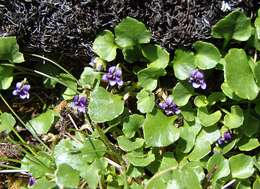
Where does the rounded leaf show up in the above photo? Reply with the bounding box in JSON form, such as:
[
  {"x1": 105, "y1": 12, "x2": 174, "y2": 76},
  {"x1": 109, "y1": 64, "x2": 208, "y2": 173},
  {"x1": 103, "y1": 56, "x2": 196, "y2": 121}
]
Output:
[
  {"x1": 212, "y1": 10, "x2": 252, "y2": 42},
  {"x1": 224, "y1": 48, "x2": 259, "y2": 100},
  {"x1": 123, "y1": 114, "x2": 145, "y2": 138},
  {"x1": 229, "y1": 154, "x2": 254, "y2": 179},
  {"x1": 223, "y1": 105, "x2": 244, "y2": 129},
  {"x1": 117, "y1": 136, "x2": 144, "y2": 152},
  {"x1": 79, "y1": 67, "x2": 101, "y2": 89},
  {"x1": 136, "y1": 89, "x2": 155, "y2": 113},
  {"x1": 55, "y1": 164, "x2": 80, "y2": 188},
  {"x1": 126, "y1": 151, "x2": 155, "y2": 167},
  {"x1": 0, "y1": 112, "x2": 16, "y2": 133},
  {"x1": 143, "y1": 110, "x2": 180, "y2": 147},
  {"x1": 88, "y1": 87, "x2": 124, "y2": 123},
  {"x1": 173, "y1": 49, "x2": 195, "y2": 80},
  {"x1": 198, "y1": 107, "x2": 222, "y2": 127},
  {"x1": 93, "y1": 30, "x2": 117, "y2": 61},
  {"x1": 115, "y1": 17, "x2": 151, "y2": 48},
  {"x1": 172, "y1": 82, "x2": 194, "y2": 107},
  {"x1": 194, "y1": 41, "x2": 221, "y2": 70},
  {"x1": 0, "y1": 65, "x2": 13, "y2": 90}
]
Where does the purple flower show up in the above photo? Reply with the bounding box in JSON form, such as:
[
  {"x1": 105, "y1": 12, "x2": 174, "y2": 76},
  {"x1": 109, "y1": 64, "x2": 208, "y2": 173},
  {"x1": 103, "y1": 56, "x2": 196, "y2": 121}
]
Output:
[
  {"x1": 12, "y1": 79, "x2": 30, "y2": 99},
  {"x1": 71, "y1": 95, "x2": 87, "y2": 113},
  {"x1": 188, "y1": 69, "x2": 206, "y2": 90},
  {"x1": 102, "y1": 66, "x2": 123, "y2": 87},
  {"x1": 28, "y1": 176, "x2": 36, "y2": 186},
  {"x1": 217, "y1": 131, "x2": 232, "y2": 146},
  {"x1": 159, "y1": 96, "x2": 181, "y2": 116}
]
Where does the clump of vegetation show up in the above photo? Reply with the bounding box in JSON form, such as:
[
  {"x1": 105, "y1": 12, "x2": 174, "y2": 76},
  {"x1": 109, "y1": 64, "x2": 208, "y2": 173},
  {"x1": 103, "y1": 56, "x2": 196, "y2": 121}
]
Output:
[{"x1": 0, "y1": 9, "x2": 260, "y2": 189}]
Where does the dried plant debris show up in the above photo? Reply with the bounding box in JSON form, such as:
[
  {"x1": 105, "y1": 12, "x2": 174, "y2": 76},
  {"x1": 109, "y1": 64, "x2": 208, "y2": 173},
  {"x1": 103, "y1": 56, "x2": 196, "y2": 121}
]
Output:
[{"x1": 0, "y1": 0, "x2": 259, "y2": 56}]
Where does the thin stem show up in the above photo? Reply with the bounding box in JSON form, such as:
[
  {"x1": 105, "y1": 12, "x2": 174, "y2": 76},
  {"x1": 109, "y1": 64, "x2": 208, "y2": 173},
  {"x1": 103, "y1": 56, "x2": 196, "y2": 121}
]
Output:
[
  {"x1": 0, "y1": 169, "x2": 27, "y2": 174},
  {"x1": 221, "y1": 179, "x2": 236, "y2": 189},
  {"x1": 0, "y1": 94, "x2": 50, "y2": 152},
  {"x1": 29, "y1": 53, "x2": 78, "y2": 82}
]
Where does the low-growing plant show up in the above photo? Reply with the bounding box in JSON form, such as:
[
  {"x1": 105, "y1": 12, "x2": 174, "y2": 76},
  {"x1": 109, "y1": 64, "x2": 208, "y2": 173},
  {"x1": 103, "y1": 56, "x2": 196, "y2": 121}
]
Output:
[{"x1": 0, "y1": 9, "x2": 260, "y2": 189}]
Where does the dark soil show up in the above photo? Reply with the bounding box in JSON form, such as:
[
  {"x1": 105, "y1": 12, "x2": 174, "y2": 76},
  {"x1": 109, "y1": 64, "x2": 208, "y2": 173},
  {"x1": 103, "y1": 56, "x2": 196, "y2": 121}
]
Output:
[{"x1": 0, "y1": 0, "x2": 259, "y2": 58}]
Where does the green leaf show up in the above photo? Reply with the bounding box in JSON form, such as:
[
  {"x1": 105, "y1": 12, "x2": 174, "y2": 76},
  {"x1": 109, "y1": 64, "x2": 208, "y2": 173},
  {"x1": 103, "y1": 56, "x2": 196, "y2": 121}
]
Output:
[
  {"x1": 221, "y1": 82, "x2": 242, "y2": 100},
  {"x1": 137, "y1": 67, "x2": 166, "y2": 91},
  {"x1": 197, "y1": 126, "x2": 221, "y2": 145},
  {"x1": 177, "y1": 121, "x2": 201, "y2": 153},
  {"x1": 229, "y1": 154, "x2": 254, "y2": 179},
  {"x1": 238, "y1": 138, "x2": 260, "y2": 151},
  {"x1": 93, "y1": 30, "x2": 118, "y2": 61},
  {"x1": 198, "y1": 107, "x2": 222, "y2": 127},
  {"x1": 55, "y1": 164, "x2": 80, "y2": 188},
  {"x1": 223, "y1": 105, "x2": 244, "y2": 129},
  {"x1": 82, "y1": 159, "x2": 107, "y2": 189},
  {"x1": 79, "y1": 67, "x2": 101, "y2": 89},
  {"x1": 123, "y1": 114, "x2": 144, "y2": 138},
  {"x1": 212, "y1": 10, "x2": 252, "y2": 43},
  {"x1": 188, "y1": 138, "x2": 211, "y2": 161},
  {"x1": 126, "y1": 150, "x2": 155, "y2": 167},
  {"x1": 193, "y1": 41, "x2": 221, "y2": 70},
  {"x1": 123, "y1": 46, "x2": 143, "y2": 63},
  {"x1": 31, "y1": 177, "x2": 56, "y2": 189},
  {"x1": 0, "y1": 112, "x2": 16, "y2": 133},
  {"x1": 142, "y1": 44, "x2": 169, "y2": 69},
  {"x1": 158, "y1": 152, "x2": 178, "y2": 172},
  {"x1": 54, "y1": 138, "x2": 106, "y2": 171},
  {"x1": 117, "y1": 136, "x2": 144, "y2": 152},
  {"x1": 173, "y1": 49, "x2": 195, "y2": 80},
  {"x1": 253, "y1": 177, "x2": 260, "y2": 189},
  {"x1": 254, "y1": 61, "x2": 260, "y2": 88},
  {"x1": 143, "y1": 109, "x2": 180, "y2": 147},
  {"x1": 239, "y1": 112, "x2": 259, "y2": 137},
  {"x1": 136, "y1": 89, "x2": 155, "y2": 113},
  {"x1": 0, "y1": 37, "x2": 24, "y2": 63},
  {"x1": 224, "y1": 48, "x2": 259, "y2": 100},
  {"x1": 58, "y1": 73, "x2": 77, "y2": 91},
  {"x1": 26, "y1": 110, "x2": 55, "y2": 135},
  {"x1": 172, "y1": 82, "x2": 194, "y2": 107},
  {"x1": 208, "y1": 92, "x2": 226, "y2": 106},
  {"x1": 88, "y1": 87, "x2": 124, "y2": 123},
  {"x1": 21, "y1": 152, "x2": 53, "y2": 178},
  {"x1": 255, "y1": 11, "x2": 260, "y2": 39},
  {"x1": 0, "y1": 65, "x2": 13, "y2": 90},
  {"x1": 115, "y1": 17, "x2": 151, "y2": 48},
  {"x1": 194, "y1": 95, "x2": 208, "y2": 107},
  {"x1": 183, "y1": 162, "x2": 205, "y2": 182},
  {"x1": 207, "y1": 153, "x2": 230, "y2": 183}
]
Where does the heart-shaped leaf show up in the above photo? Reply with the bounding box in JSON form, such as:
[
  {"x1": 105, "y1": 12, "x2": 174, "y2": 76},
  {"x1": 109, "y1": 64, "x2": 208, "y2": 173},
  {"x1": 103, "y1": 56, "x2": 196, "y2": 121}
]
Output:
[
  {"x1": 172, "y1": 82, "x2": 194, "y2": 107},
  {"x1": 207, "y1": 154, "x2": 230, "y2": 183},
  {"x1": 224, "y1": 48, "x2": 259, "y2": 100},
  {"x1": 0, "y1": 112, "x2": 16, "y2": 133},
  {"x1": 194, "y1": 41, "x2": 221, "y2": 70},
  {"x1": 142, "y1": 44, "x2": 169, "y2": 69},
  {"x1": 79, "y1": 67, "x2": 101, "y2": 89},
  {"x1": 123, "y1": 114, "x2": 144, "y2": 138},
  {"x1": 238, "y1": 138, "x2": 260, "y2": 151},
  {"x1": 0, "y1": 37, "x2": 24, "y2": 63},
  {"x1": 26, "y1": 110, "x2": 55, "y2": 135},
  {"x1": 126, "y1": 150, "x2": 155, "y2": 167},
  {"x1": 229, "y1": 154, "x2": 254, "y2": 179},
  {"x1": 93, "y1": 30, "x2": 118, "y2": 61},
  {"x1": 137, "y1": 67, "x2": 166, "y2": 91},
  {"x1": 123, "y1": 46, "x2": 143, "y2": 63},
  {"x1": 212, "y1": 10, "x2": 252, "y2": 43},
  {"x1": 136, "y1": 89, "x2": 155, "y2": 113},
  {"x1": 143, "y1": 109, "x2": 180, "y2": 147},
  {"x1": 198, "y1": 107, "x2": 222, "y2": 127},
  {"x1": 55, "y1": 164, "x2": 80, "y2": 188},
  {"x1": 0, "y1": 65, "x2": 13, "y2": 90},
  {"x1": 115, "y1": 17, "x2": 151, "y2": 48},
  {"x1": 88, "y1": 87, "x2": 124, "y2": 123},
  {"x1": 117, "y1": 136, "x2": 144, "y2": 152},
  {"x1": 194, "y1": 95, "x2": 208, "y2": 107},
  {"x1": 223, "y1": 105, "x2": 244, "y2": 129},
  {"x1": 173, "y1": 49, "x2": 195, "y2": 80}
]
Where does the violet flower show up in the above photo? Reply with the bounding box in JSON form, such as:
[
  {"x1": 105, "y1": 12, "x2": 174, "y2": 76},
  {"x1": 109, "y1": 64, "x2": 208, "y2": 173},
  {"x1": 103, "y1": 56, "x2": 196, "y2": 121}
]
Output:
[
  {"x1": 159, "y1": 96, "x2": 181, "y2": 116},
  {"x1": 12, "y1": 78, "x2": 30, "y2": 99},
  {"x1": 217, "y1": 131, "x2": 232, "y2": 146},
  {"x1": 28, "y1": 176, "x2": 36, "y2": 187},
  {"x1": 188, "y1": 69, "x2": 206, "y2": 90},
  {"x1": 102, "y1": 66, "x2": 123, "y2": 87},
  {"x1": 71, "y1": 95, "x2": 87, "y2": 113}
]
